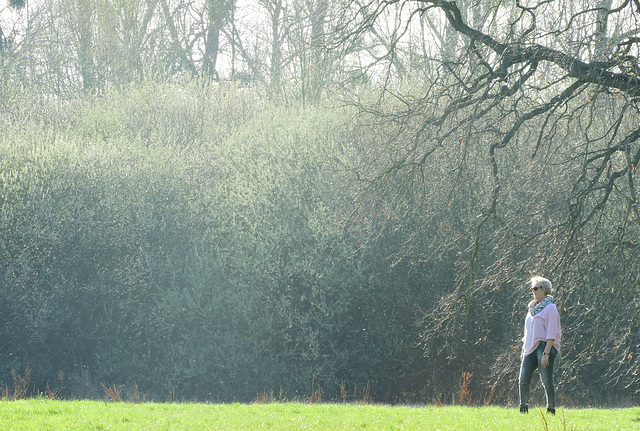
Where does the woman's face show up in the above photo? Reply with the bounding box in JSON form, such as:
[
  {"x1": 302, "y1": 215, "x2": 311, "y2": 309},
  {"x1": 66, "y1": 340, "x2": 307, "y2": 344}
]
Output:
[{"x1": 531, "y1": 283, "x2": 547, "y2": 302}]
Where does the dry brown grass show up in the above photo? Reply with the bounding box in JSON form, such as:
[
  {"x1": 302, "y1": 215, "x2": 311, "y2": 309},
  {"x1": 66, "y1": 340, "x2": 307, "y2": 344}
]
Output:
[
  {"x1": 459, "y1": 371, "x2": 473, "y2": 405},
  {"x1": 1, "y1": 368, "x2": 31, "y2": 401},
  {"x1": 101, "y1": 383, "x2": 123, "y2": 402}
]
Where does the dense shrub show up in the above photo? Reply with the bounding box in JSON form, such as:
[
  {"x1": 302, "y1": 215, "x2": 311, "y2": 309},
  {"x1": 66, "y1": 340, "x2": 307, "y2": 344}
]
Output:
[{"x1": 0, "y1": 82, "x2": 433, "y2": 402}]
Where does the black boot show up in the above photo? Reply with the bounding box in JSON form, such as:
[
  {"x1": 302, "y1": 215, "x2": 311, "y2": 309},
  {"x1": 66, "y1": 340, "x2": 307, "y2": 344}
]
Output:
[
  {"x1": 547, "y1": 408, "x2": 556, "y2": 415},
  {"x1": 519, "y1": 404, "x2": 529, "y2": 413}
]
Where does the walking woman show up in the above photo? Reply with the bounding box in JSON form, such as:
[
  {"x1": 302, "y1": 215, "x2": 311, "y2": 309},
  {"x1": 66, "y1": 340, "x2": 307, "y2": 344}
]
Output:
[{"x1": 519, "y1": 276, "x2": 562, "y2": 414}]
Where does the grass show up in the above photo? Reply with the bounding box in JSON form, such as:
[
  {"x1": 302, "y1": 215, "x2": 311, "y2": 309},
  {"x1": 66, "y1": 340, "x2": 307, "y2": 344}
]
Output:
[{"x1": 1, "y1": 399, "x2": 639, "y2": 430}]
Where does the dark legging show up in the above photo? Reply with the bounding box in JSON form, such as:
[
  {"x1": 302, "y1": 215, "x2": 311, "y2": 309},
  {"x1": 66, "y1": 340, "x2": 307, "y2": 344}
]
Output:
[{"x1": 519, "y1": 341, "x2": 558, "y2": 410}]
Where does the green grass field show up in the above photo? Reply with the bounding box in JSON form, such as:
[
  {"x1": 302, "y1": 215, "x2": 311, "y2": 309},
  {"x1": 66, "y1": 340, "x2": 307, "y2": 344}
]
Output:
[{"x1": 1, "y1": 399, "x2": 638, "y2": 430}]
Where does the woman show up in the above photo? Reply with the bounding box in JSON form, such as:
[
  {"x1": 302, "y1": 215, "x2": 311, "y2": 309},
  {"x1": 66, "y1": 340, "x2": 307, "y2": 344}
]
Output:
[{"x1": 519, "y1": 276, "x2": 562, "y2": 415}]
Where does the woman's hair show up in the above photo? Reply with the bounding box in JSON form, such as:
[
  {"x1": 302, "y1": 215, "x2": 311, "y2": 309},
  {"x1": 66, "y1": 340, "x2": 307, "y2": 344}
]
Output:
[{"x1": 530, "y1": 276, "x2": 552, "y2": 295}]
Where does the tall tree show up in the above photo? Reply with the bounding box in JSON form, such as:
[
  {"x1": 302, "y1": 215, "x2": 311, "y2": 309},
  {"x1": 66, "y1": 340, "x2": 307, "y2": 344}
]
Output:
[
  {"x1": 202, "y1": 0, "x2": 235, "y2": 78},
  {"x1": 158, "y1": 0, "x2": 198, "y2": 76},
  {"x1": 0, "y1": 0, "x2": 27, "y2": 81},
  {"x1": 340, "y1": 0, "x2": 640, "y2": 402},
  {"x1": 75, "y1": 0, "x2": 97, "y2": 92},
  {"x1": 261, "y1": 0, "x2": 284, "y2": 94},
  {"x1": 1, "y1": 0, "x2": 25, "y2": 54}
]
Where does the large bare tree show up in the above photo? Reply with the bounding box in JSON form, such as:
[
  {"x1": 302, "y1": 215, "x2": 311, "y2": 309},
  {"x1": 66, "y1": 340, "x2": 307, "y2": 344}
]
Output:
[{"x1": 339, "y1": 0, "x2": 640, "y2": 402}]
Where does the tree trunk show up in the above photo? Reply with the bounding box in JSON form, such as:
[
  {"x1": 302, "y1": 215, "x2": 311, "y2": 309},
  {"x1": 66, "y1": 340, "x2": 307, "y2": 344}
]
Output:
[
  {"x1": 159, "y1": 0, "x2": 197, "y2": 76},
  {"x1": 269, "y1": 0, "x2": 283, "y2": 95},
  {"x1": 593, "y1": 0, "x2": 613, "y2": 61},
  {"x1": 307, "y1": 0, "x2": 328, "y2": 103},
  {"x1": 203, "y1": 0, "x2": 235, "y2": 79},
  {"x1": 77, "y1": 0, "x2": 96, "y2": 93}
]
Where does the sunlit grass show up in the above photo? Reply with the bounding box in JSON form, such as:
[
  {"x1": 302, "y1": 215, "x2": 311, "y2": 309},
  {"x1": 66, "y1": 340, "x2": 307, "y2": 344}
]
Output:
[{"x1": 1, "y1": 399, "x2": 639, "y2": 430}]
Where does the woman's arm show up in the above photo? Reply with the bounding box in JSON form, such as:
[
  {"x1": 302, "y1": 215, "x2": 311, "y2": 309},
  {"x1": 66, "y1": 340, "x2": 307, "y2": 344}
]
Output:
[
  {"x1": 542, "y1": 304, "x2": 561, "y2": 368},
  {"x1": 541, "y1": 339, "x2": 554, "y2": 367}
]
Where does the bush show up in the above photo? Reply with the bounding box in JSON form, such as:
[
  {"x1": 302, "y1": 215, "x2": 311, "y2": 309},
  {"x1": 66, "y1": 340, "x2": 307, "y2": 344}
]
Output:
[{"x1": 0, "y1": 82, "x2": 430, "y2": 402}]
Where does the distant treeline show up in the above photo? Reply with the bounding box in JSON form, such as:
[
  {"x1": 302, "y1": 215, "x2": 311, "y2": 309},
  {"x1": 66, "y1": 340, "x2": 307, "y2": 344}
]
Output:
[{"x1": 1, "y1": 81, "x2": 638, "y2": 405}]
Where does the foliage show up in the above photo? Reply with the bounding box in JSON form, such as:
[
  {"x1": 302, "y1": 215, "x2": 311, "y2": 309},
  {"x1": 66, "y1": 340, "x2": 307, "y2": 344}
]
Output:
[{"x1": 0, "y1": 81, "x2": 430, "y2": 402}]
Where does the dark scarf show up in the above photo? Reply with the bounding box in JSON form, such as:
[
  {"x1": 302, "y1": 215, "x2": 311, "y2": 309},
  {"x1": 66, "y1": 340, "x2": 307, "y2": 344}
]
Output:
[{"x1": 528, "y1": 295, "x2": 554, "y2": 317}]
